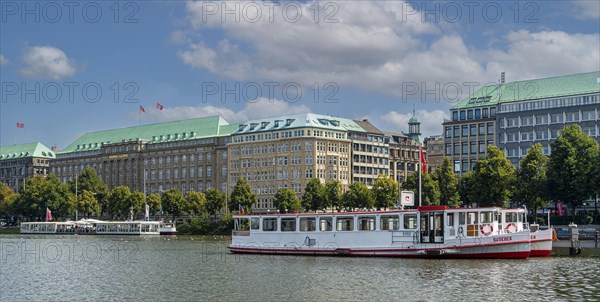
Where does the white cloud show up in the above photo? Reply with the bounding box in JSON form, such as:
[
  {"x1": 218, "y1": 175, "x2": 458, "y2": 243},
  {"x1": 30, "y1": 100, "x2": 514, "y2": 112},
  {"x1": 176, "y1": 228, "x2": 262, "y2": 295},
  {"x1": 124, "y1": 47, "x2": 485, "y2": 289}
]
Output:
[
  {"x1": 0, "y1": 54, "x2": 8, "y2": 66},
  {"x1": 381, "y1": 109, "x2": 449, "y2": 138},
  {"x1": 482, "y1": 30, "x2": 600, "y2": 82},
  {"x1": 20, "y1": 46, "x2": 77, "y2": 80},
  {"x1": 572, "y1": 1, "x2": 600, "y2": 20},
  {"x1": 130, "y1": 98, "x2": 311, "y2": 123},
  {"x1": 177, "y1": 1, "x2": 599, "y2": 101}
]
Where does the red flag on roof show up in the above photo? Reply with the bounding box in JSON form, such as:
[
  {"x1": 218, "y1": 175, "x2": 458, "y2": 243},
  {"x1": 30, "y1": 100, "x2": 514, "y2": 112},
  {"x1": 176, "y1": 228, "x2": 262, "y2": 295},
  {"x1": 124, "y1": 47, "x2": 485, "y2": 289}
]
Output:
[
  {"x1": 16, "y1": 122, "x2": 24, "y2": 128},
  {"x1": 420, "y1": 145, "x2": 427, "y2": 174},
  {"x1": 46, "y1": 208, "x2": 52, "y2": 222},
  {"x1": 156, "y1": 102, "x2": 164, "y2": 110},
  {"x1": 140, "y1": 105, "x2": 146, "y2": 113}
]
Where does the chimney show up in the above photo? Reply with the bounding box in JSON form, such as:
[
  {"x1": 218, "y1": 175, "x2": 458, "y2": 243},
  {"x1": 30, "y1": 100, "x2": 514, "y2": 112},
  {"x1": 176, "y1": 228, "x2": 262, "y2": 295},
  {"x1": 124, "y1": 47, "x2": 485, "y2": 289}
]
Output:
[
  {"x1": 51, "y1": 146, "x2": 57, "y2": 152},
  {"x1": 501, "y1": 72, "x2": 505, "y2": 84}
]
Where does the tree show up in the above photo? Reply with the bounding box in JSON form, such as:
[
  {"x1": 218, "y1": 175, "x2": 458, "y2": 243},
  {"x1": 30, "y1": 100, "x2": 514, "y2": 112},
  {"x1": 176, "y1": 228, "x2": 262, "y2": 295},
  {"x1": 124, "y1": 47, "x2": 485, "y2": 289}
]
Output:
[
  {"x1": 302, "y1": 178, "x2": 326, "y2": 212},
  {"x1": 68, "y1": 168, "x2": 108, "y2": 217},
  {"x1": 274, "y1": 188, "x2": 301, "y2": 213},
  {"x1": 458, "y1": 171, "x2": 475, "y2": 206},
  {"x1": 205, "y1": 188, "x2": 224, "y2": 218},
  {"x1": 14, "y1": 174, "x2": 75, "y2": 220},
  {"x1": 372, "y1": 175, "x2": 399, "y2": 210},
  {"x1": 186, "y1": 191, "x2": 207, "y2": 216},
  {"x1": 105, "y1": 186, "x2": 132, "y2": 218},
  {"x1": 547, "y1": 125, "x2": 599, "y2": 218},
  {"x1": 343, "y1": 182, "x2": 374, "y2": 211},
  {"x1": 403, "y1": 172, "x2": 440, "y2": 206},
  {"x1": 229, "y1": 177, "x2": 256, "y2": 213},
  {"x1": 127, "y1": 192, "x2": 145, "y2": 219},
  {"x1": 324, "y1": 180, "x2": 344, "y2": 212},
  {"x1": 146, "y1": 193, "x2": 162, "y2": 216},
  {"x1": 432, "y1": 158, "x2": 461, "y2": 207},
  {"x1": 162, "y1": 189, "x2": 185, "y2": 221},
  {"x1": 468, "y1": 146, "x2": 516, "y2": 207},
  {"x1": 514, "y1": 144, "x2": 549, "y2": 214},
  {"x1": 77, "y1": 190, "x2": 101, "y2": 218},
  {"x1": 0, "y1": 183, "x2": 16, "y2": 217}
]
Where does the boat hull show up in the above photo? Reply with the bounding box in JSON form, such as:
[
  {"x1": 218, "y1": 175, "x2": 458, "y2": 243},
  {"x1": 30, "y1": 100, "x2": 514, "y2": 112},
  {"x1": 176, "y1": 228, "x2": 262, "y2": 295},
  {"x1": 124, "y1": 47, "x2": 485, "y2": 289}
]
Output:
[{"x1": 530, "y1": 229, "x2": 554, "y2": 257}]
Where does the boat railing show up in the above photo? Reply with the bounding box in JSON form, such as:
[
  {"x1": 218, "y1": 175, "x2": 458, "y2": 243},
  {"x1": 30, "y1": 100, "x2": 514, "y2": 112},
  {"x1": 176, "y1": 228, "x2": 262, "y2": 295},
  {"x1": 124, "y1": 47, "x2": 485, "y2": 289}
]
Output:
[
  {"x1": 232, "y1": 230, "x2": 250, "y2": 236},
  {"x1": 391, "y1": 230, "x2": 418, "y2": 243}
]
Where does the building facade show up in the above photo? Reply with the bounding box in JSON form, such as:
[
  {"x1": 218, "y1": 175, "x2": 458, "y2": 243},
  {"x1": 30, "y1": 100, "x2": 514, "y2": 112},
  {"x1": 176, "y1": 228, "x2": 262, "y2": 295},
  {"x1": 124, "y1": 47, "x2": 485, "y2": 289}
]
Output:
[
  {"x1": 351, "y1": 119, "x2": 390, "y2": 185},
  {"x1": 424, "y1": 135, "x2": 445, "y2": 173},
  {"x1": 0, "y1": 142, "x2": 55, "y2": 191},
  {"x1": 51, "y1": 116, "x2": 236, "y2": 195},
  {"x1": 227, "y1": 114, "x2": 356, "y2": 212},
  {"x1": 386, "y1": 132, "x2": 422, "y2": 184}
]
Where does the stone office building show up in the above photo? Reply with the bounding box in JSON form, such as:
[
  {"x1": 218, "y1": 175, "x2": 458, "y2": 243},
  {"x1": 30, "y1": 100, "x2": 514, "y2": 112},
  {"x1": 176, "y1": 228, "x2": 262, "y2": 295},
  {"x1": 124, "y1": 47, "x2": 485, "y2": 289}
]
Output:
[
  {"x1": 0, "y1": 142, "x2": 56, "y2": 191},
  {"x1": 51, "y1": 116, "x2": 237, "y2": 195}
]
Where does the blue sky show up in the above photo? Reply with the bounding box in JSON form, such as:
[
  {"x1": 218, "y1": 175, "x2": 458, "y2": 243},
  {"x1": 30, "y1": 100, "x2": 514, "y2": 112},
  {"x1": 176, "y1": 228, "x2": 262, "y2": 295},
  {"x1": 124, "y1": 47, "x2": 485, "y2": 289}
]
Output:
[{"x1": 1, "y1": 0, "x2": 599, "y2": 149}]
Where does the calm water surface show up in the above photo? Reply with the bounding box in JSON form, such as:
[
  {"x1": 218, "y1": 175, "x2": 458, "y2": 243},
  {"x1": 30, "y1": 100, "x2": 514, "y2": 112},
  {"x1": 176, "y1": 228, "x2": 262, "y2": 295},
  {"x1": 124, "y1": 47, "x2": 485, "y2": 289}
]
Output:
[{"x1": 1, "y1": 235, "x2": 598, "y2": 301}]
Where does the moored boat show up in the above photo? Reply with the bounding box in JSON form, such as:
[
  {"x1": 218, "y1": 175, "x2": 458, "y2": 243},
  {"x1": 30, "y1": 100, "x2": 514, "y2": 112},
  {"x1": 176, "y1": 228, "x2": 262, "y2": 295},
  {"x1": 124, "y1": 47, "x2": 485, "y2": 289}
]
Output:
[
  {"x1": 229, "y1": 206, "x2": 532, "y2": 259},
  {"x1": 20, "y1": 219, "x2": 161, "y2": 235},
  {"x1": 501, "y1": 208, "x2": 555, "y2": 257},
  {"x1": 159, "y1": 222, "x2": 177, "y2": 235}
]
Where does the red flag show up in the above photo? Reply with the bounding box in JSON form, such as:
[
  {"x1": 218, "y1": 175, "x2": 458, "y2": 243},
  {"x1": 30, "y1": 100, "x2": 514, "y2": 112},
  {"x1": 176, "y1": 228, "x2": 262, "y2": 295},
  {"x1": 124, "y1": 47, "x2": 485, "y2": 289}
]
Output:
[
  {"x1": 140, "y1": 105, "x2": 146, "y2": 113},
  {"x1": 156, "y1": 102, "x2": 164, "y2": 110},
  {"x1": 46, "y1": 208, "x2": 52, "y2": 222},
  {"x1": 16, "y1": 122, "x2": 24, "y2": 128},
  {"x1": 420, "y1": 145, "x2": 427, "y2": 174}
]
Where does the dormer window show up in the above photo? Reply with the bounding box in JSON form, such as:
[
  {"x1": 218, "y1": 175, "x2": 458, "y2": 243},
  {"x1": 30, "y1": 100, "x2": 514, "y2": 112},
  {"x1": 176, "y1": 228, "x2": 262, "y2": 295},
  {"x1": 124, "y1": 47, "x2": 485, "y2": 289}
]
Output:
[
  {"x1": 285, "y1": 119, "x2": 294, "y2": 126},
  {"x1": 261, "y1": 121, "x2": 269, "y2": 129},
  {"x1": 249, "y1": 123, "x2": 258, "y2": 130},
  {"x1": 238, "y1": 124, "x2": 247, "y2": 131}
]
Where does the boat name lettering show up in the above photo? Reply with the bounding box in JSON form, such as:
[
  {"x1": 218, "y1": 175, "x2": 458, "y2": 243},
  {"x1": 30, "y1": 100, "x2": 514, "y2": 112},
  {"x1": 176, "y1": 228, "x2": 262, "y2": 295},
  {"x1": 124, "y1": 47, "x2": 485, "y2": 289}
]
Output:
[
  {"x1": 493, "y1": 237, "x2": 512, "y2": 242},
  {"x1": 530, "y1": 235, "x2": 536, "y2": 240}
]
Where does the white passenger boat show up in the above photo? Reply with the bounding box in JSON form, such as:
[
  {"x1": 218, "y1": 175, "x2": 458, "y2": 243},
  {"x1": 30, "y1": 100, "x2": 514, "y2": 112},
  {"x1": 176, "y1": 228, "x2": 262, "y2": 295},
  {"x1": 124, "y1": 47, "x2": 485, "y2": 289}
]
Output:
[
  {"x1": 159, "y1": 222, "x2": 177, "y2": 235},
  {"x1": 229, "y1": 206, "x2": 532, "y2": 259},
  {"x1": 20, "y1": 219, "x2": 161, "y2": 235},
  {"x1": 501, "y1": 209, "x2": 554, "y2": 257}
]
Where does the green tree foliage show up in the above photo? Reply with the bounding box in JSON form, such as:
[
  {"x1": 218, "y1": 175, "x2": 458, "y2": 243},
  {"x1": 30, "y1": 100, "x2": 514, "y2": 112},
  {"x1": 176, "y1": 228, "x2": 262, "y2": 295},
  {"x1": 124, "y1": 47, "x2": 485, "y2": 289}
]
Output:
[
  {"x1": 0, "y1": 183, "x2": 16, "y2": 216},
  {"x1": 105, "y1": 186, "x2": 132, "y2": 218},
  {"x1": 458, "y1": 171, "x2": 475, "y2": 206},
  {"x1": 77, "y1": 190, "x2": 101, "y2": 218},
  {"x1": 343, "y1": 182, "x2": 374, "y2": 211},
  {"x1": 468, "y1": 146, "x2": 516, "y2": 207},
  {"x1": 161, "y1": 189, "x2": 185, "y2": 220},
  {"x1": 146, "y1": 193, "x2": 162, "y2": 216},
  {"x1": 14, "y1": 174, "x2": 75, "y2": 220},
  {"x1": 403, "y1": 172, "x2": 440, "y2": 206},
  {"x1": 186, "y1": 191, "x2": 207, "y2": 216},
  {"x1": 205, "y1": 188, "x2": 224, "y2": 217},
  {"x1": 68, "y1": 168, "x2": 108, "y2": 217},
  {"x1": 324, "y1": 180, "x2": 344, "y2": 212},
  {"x1": 372, "y1": 175, "x2": 399, "y2": 210},
  {"x1": 432, "y1": 158, "x2": 461, "y2": 207},
  {"x1": 229, "y1": 177, "x2": 256, "y2": 213},
  {"x1": 302, "y1": 178, "x2": 325, "y2": 212},
  {"x1": 274, "y1": 188, "x2": 301, "y2": 213},
  {"x1": 547, "y1": 125, "x2": 599, "y2": 217},
  {"x1": 127, "y1": 192, "x2": 145, "y2": 218},
  {"x1": 514, "y1": 144, "x2": 549, "y2": 213}
]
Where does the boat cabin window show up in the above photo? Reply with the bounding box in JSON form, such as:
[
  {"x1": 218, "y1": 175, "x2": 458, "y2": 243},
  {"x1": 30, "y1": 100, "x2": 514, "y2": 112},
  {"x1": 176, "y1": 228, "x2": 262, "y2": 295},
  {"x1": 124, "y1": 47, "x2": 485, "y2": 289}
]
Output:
[
  {"x1": 517, "y1": 212, "x2": 524, "y2": 223},
  {"x1": 281, "y1": 218, "x2": 296, "y2": 232},
  {"x1": 380, "y1": 215, "x2": 400, "y2": 230},
  {"x1": 403, "y1": 214, "x2": 417, "y2": 229},
  {"x1": 250, "y1": 218, "x2": 260, "y2": 230},
  {"x1": 336, "y1": 217, "x2": 354, "y2": 231},
  {"x1": 319, "y1": 217, "x2": 333, "y2": 231},
  {"x1": 358, "y1": 216, "x2": 376, "y2": 231},
  {"x1": 467, "y1": 212, "x2": 478, "y2": 236},
  {"x1": 300, "y1": 217, "x2": 316, "y2": 231},
  {"x1": 447, "y1": 214, "x2": 454, "y2": 227},
  {"x1": 480, "y1": 212, "x2": 493, "y2": 223},
  {"x1": 459, "y1": 212, "x2": 466, "y2": 225},
  {"x1": 505, "y1": 212, "x2": 517, "y2": 223},
  {"x1": 263, "y1": 218, "x2": 277, "y2": 231}
]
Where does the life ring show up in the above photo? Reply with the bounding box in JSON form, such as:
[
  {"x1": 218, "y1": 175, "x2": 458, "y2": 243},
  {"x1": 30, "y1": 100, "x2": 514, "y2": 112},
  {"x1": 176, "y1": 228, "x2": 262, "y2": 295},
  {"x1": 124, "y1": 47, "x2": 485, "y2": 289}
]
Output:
[
  {"x1": 480, "y1": 224, "x2": 494, "y2": 236},
  {"x1": 505, "y1": 223, "x2": 517, "y2": 233},
  {"x1": 552, "y1": 228, "x2": 557, "y2": 241}
]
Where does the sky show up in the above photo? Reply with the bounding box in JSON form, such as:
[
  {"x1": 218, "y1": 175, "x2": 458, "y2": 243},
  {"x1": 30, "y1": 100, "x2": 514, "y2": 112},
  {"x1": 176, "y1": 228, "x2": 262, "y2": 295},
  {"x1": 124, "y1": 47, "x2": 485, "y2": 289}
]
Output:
[{"x1": 1, "y1": 0, "x2": 599, "y2": 149}]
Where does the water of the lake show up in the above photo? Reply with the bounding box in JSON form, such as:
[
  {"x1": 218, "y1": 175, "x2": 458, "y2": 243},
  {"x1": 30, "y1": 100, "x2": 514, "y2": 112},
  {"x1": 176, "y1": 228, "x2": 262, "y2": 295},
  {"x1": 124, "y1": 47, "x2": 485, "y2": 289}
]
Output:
[{"x1": 1, "y1": 235, "x2": 598, "y2": 301}]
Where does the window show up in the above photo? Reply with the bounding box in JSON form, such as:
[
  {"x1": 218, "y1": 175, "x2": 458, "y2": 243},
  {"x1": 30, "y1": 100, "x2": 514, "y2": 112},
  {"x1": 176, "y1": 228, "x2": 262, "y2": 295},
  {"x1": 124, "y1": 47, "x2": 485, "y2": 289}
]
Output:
[
  {"x1": 319, "y1": 217, "x2": 333, "y2": 231},
  {"x1": 453, "y1": 126, "x2": 460, "y2": 137},
  {"x1": 551, "y1": 113, "x2": 563, "y2": 123},
  {"x1": 403, "y1": 214, "x2": 417, "y2": 229},
  {"x1": 462, "y1": 143, "x2": 469, "y2": 155},
  {"x1": 445, "y1": 127, "x2": 451, "y2": 138},
  {"x1": 454, "y1": 143, "x2": 460, "y2": 155},
  {"x1": 479, "y1": 123, "x2": 485, "y2": 135},
  {"x1": 479, "y1": 141, "x2": 486, "y2": 153},
  {"x1": 263, "y1": 218, "x2": 277, "y2": 231},
  {"x1": 336, "y1": 217, "x2": 354, "y2": 231},
  {"x1": 467, "y1": 110, "x2": 473, "y2": 119},
  {"x1": 470, "y1": 124, "x2": 476, "y2": 136},
  {"x1": 475, "y1": 109, "x2": 481, "y2": 119},
  {"x1": 487, "y1": 123, "x2": 494, "y2": 135},
  {"x1": 582, "y1": 111, "x2": 596, "y2": 121},
  {"x1": 470, "y1": 142, "x2": 477, "y2": 154},
  {"x1": 462, "y1": 125, "x2": 468, "y2": 137},
  {"x1": 521, "y1": 116, "x2": 533, "y2": 126},
  {"x1": 445, "y1": 144, "x2": 451, "y2": 156},
  {"x1": 358, "y1": 216, "x2": 376, "y2": 231},
  {"x1": 300, "y1": 217, "x2": 316, "y2": 231},
  {"x1": 251, "y1": 218, "x2": 260, "y2": 230},
  {"x1": 452, "y1": 111, "x2": 458, "y2": 121},
  {"x1": 460, "y1": 111, "x2": 466, "y2": 120},
  {"x1": 480, "y1": 212, "x2": 493, "y2": 223},
  {"x1": 535, "y1": 115, "x2": 548, "y2": 125},
  {"x1": 381, "y1": 215, "x2": 400, "y2": 230},
  {"x1": 281, "y1": 218, "x2": 296, "y2": 232},
  {"x1": 454, "y1": 160, "x2": 460, "y2": 173},
  {"x1": 482, "y1": 108, "x2": 488, "y2": 118}
]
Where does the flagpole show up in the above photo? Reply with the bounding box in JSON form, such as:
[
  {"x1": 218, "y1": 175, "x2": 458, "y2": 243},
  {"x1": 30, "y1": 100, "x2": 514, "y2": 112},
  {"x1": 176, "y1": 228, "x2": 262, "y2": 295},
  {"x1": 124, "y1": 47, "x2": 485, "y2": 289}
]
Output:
[
  {"x1": 139, "y1": 107, "x2": 141, "y2": 126},
  {"x1": 419, "y1": 145, "x2": 422, "y2": 207}
]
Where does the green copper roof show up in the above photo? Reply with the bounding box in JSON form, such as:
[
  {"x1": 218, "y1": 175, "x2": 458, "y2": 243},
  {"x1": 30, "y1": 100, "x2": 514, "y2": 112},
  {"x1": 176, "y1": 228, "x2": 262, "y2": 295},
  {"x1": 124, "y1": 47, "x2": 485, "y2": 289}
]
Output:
[
  {"x1": 233, "y1": 113, "x2": 367, "y2": 135},
  {"x1": 60, "y1": 116, "x2": 234, "y2": 154},
  {"x1": 453, "y1": 71, "x2": 600, "y2": 109},
  {"x1": 0, "y1": 142, "x2": 55, "y2": 160}
]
